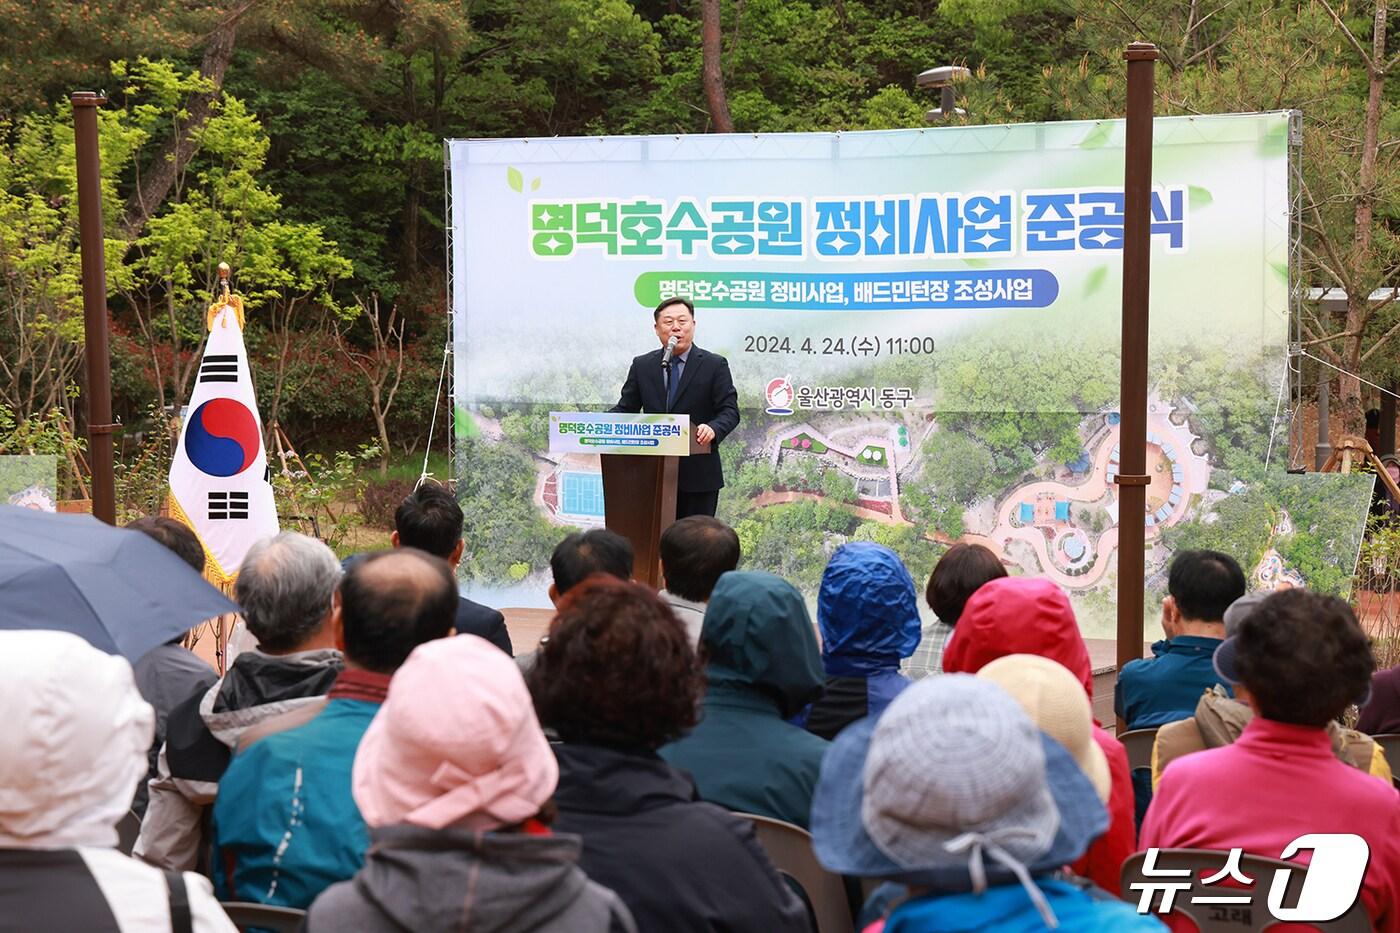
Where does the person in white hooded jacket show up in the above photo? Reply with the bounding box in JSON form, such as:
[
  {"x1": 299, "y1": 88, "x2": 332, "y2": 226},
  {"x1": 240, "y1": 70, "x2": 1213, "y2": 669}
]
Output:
[{"x1": 0, "y1": 630, "x2": 236, "y2": 933}]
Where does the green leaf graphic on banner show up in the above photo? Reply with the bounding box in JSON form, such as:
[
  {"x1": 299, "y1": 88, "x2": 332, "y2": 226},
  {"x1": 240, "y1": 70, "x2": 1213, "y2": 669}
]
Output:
[
  {"x1": 1269, "y1": 261, "x2": 1289, "y2": 284},
  {"x1": 1258, "y1": 118, "x2": 1288, "y2": 158},
  {"x1": 1084, "y1": 265, "x2": 1108, "y2": 297},
  {"x1": 507, "y1": 167, "x2": 523, "y2": 192},
  {"x1": 456, "y1": 406, "x2": 481, "y2": 439},
  {"x1": 1189, "y1": 186, "x2": 1213, "y2": 209},
  {"x1": 963, "y1": 257, "x2": 990, "y2": 268},
  {"x1": 1079, "y1": 122, "x2": 1113, "y2": 149},
  {"x1": 531, "y1": 177, "x2": 541, "y2": 191}
]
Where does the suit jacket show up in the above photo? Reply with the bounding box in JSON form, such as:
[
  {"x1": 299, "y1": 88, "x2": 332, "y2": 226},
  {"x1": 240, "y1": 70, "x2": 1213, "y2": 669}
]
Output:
[
  {"x1": 456, "y1": 596, "x2": 512, "y2": 656},
  {"x1": 611, "y1": 345, "x2": 740, "y2": 492}
]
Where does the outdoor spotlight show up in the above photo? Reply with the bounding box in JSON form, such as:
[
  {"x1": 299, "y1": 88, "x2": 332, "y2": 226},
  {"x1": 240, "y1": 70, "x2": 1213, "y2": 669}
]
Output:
[{"x1": 917, "y1": 65, "x2": 971, "y2": 122}]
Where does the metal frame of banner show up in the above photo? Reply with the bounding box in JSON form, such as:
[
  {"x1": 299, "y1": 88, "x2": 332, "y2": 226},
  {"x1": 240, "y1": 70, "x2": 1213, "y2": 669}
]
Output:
[
  {"x1": 438, "y1": 142, "x2": 457, "y2": 493},
  {"x1": 1285, "y1": 109, "x2": 1305, "y2": 469}
]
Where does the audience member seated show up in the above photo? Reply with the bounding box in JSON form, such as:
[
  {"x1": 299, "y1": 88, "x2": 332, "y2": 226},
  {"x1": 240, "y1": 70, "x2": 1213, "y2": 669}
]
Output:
[
  {"x1": 529, "y1": 576, "x2": 810, "y2": 933},
  {"x1": 307, "y1": 636, "x2": 635, "y2": 932},
  {"x1": 977, "y1": 654, "x2": 1111, "y2": 805},
  {"x1": 211, "y1": 549, "x2": 458, "y2": 909},
  {"x1": 810, "y1": 675, "x2": 1160, "y2": 931},
  {"x1": 136, "y1": 532, "x2": 344, "y2": 871},
  {"x1": 125, "y1": 516, "x2": 219, "y2": 817},
  {"x1": 1141, "y1": 588, "x2": 1400, "y2": 931},
  {"x1": 0, "y1": 630, "x2": 236, "y2": 932},
  {"x1": 549, "y1": 528, "x2": 634, "y2": 603},
  {"x1": 1152, "y1": 590, "x2": 1392, "y2": 789},
  {"x1": 657, "y1": 516, "x2": 740, "y2": 646},
  {"x1": 941, "y1": 576, "x2": 1135, "y2": 896},
  {"x1": 660, "y1": 571, "x2": 828, "y2": 828},
  {"x1": 1115, "y1": 548, "x2": 1243, "y2": 730},
  {"x1": 803, "y1": 542, "x2": 920, "y2": 740},
  {"x1": 1358, "y1": 653, "x2": 1400, "y2": 735},
  {"x1": 904, "y1": 542, "x2": 1006, "y2": 679},
  {"x1": 392, "y1": 481, "x2": 511, "y2": 655}
]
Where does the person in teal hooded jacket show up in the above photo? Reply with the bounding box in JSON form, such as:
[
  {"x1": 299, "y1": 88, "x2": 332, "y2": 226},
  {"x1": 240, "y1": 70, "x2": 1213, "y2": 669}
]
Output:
[
  {"x1": 802, "y1": 542, "x2": 921, "y2": 740},
  {"x1": 661, "y1": 571, "x2": 829, "y2": 829}
]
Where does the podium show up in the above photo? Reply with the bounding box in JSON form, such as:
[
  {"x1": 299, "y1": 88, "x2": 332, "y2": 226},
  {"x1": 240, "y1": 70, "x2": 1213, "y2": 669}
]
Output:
[{"x1": 549, "y1": 412, "x2": 710, "y2": 587}]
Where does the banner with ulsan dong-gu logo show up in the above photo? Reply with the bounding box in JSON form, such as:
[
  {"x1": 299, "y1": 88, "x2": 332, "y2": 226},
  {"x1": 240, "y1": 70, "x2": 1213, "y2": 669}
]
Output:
[{"x1": 168, "y1": 292, "x2": 279, "y2": 587}]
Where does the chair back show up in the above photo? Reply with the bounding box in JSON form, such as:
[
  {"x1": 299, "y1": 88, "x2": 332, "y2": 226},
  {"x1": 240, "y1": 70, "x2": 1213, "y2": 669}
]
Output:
[
  {"x1": 735, "y1": 812, "x2": 854, "y2": 933},
  {"x1": 1370, "y1": 733, "x2": 1400, "y2": 786},
  {"x1": 219, "y1": 902, "x2": 307, "y2": 933},
  {"x1": 115, "y1": 809, "x2": 141, "y2": 856},
  {"x1": 1118, "y1": 727, "x2": 1159, "y2": 773},
  {"x1": 1120, "y1": 848, "x2": 1371, "y2": 932}
]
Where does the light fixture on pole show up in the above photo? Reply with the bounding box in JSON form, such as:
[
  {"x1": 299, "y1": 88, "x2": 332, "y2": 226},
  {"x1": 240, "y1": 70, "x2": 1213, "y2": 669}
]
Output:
[{"x1": 916, "y1": 65, "x2": 970, "y2": 122}]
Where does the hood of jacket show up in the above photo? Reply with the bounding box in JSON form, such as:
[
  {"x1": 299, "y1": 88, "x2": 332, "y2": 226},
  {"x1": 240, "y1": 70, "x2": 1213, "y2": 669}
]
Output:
[
  {"x1": 200, "y1": 648, "x2": 342, "y2": 747},
  {"x1": 551, "y1": 742, "x2": 697, "y2": 816},
  {"x1": 701, "y1": 571, "x2": 823, "y2": 717},
  {"x1": 0, "y1": 631, "x2": 153, "y2": 848},
  {"x1": 942, "y1": 577, "x2": 1094, "y2": 699},
  {"x1": 817, "y1": 542, "x2": 921, "y2": 676},
  {"x1": 346, "y1": 823, "x2": 601, "y2": 932}
]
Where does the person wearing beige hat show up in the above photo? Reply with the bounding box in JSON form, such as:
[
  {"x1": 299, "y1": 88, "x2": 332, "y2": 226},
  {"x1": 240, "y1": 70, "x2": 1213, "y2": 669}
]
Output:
[{"x1": 977, "y1": 654, "x2": 1112, "y2": 805}]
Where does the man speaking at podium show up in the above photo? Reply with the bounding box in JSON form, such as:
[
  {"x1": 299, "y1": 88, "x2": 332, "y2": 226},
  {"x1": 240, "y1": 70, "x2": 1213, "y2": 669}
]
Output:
[{"x1": 612, "y1": 297, "x2": 740, "y2": 519}]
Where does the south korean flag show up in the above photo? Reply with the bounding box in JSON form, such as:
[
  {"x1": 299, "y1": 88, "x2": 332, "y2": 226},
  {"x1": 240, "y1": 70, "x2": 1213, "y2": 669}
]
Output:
[{"x1": 168, "y1": 297, "x2": 279, "y2": 585}]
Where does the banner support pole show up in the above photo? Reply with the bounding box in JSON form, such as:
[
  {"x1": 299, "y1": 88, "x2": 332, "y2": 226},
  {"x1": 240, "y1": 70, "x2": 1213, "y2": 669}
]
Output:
[
  {"x1": 72, "y1": 91, "x2": 116, "y2": 525},
  {"x1": 1115, "y1": 42, "x2": 1159, "y2": 723}
]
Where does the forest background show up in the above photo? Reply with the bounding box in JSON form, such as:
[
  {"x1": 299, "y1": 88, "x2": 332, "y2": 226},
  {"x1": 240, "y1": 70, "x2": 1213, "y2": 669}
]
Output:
[{"x1": 0, "y1": 0, "x2": 1397, "y2": 573}]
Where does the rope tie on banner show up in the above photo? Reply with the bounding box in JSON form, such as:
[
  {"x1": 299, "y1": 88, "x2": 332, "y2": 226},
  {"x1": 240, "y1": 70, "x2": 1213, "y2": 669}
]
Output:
[{"x1": 418, "y1": 338, "x2": 451, "y2": 490}]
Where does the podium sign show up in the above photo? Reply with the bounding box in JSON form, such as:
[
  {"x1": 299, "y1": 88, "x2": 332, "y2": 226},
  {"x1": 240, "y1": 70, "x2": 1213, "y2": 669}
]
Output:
[{"x1": 549, "y1": 412, "x2": 690, "y2": 456}]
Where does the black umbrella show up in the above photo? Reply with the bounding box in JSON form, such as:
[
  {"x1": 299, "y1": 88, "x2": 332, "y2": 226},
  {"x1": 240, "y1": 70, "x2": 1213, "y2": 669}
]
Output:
[{"x1": 0, "y1": 505, "x2": 240, "y2": 660}]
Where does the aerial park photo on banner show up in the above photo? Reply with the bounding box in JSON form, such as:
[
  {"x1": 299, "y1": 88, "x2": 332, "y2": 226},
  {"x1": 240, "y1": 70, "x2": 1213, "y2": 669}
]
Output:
[{"x1": 449, "y1": 114, "x2": 1373, "y2": 628}]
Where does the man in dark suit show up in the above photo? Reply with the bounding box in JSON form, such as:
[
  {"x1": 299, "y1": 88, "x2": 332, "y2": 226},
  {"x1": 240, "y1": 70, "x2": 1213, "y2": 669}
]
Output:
[
  {"x1": 612, "y1": 297, "x2": 741, "y2": 519},
  {"x1": 392, "y1": 482, "x2": 513, "y2": 655}
]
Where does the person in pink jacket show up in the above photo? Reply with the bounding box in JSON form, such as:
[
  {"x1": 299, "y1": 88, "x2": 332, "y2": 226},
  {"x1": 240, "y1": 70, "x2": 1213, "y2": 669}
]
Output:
[{"x1": 1141, "y1": 589, "x2": 1400, "y2": 932}]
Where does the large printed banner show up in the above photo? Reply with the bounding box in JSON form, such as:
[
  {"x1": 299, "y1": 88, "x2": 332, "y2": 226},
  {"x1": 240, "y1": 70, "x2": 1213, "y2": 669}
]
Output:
[{"x1": 450, "y1": 114, "x2": 1374, "y2": 629}]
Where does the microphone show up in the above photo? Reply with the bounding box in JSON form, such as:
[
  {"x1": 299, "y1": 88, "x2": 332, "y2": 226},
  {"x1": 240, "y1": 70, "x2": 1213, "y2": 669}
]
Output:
[{"x1": 661, "y1": 334, "x2": 678, "y2": 369}]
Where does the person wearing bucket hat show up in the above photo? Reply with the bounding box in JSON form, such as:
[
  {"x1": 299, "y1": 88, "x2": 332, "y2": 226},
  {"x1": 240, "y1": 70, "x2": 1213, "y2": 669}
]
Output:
[
  {"x1": 977, "y1": 655, "x2": 1112, "y2": 804},
  {"x1": 810, "y1": 675, "x2": 1162, "y2": 931},
  {"x1": 939, "y1": 576, "x2": 1136, "y2": 897},
  {"x1": 1150, "y1": 589, "x2": 1392, "y2": 788},
  {"x1": 305, "y1": 635, "x2": 636, "y2": 933},
  {"x1": 1142, "y1": 589, "x2": 1400, "y2": 933},
  {"x1": 803, "y1": 542, "x2": 922, "y2": 741},
  {"x1": 530, "y1": 576, "x2": 810, "y2": 933},
  {"x1": 660, "y1": 571, "x2": 829, "y2": 829}
]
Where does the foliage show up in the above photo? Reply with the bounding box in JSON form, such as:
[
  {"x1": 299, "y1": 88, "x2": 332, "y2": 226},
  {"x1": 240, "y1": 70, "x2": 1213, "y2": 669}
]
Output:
[
  {"x1": 272, "y1": 442, "x2": 381, "y2": 555},
  {"x1": 359, "y1": 477, "x2": 416, "y2": 529}
]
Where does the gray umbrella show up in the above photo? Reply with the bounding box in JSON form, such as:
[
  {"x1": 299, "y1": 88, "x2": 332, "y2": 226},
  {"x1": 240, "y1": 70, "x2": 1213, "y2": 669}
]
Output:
[{"x1": 0, "y1": 505, "x2": 240, "y2": 660}]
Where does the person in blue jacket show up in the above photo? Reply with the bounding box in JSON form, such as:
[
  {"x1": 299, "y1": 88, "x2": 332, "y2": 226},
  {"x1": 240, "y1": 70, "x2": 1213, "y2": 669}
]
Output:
[
  {"x1": 661, "y1": 571, "x2": 829, "y2": 828},
  {"x1": 803, "y1": 542, "x2": 921, "y2": 740},
  {"x1": 211, "y1": 550, "x2": 457, "y2": 908}
]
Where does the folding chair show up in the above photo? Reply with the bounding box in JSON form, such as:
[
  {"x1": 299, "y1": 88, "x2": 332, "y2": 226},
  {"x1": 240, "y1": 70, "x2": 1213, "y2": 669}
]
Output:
[
  {"x1": 1120, "y1": 848, "x2": 1371, "y2": 932},
  {"x1": 1117, "y1": 727, "x2": 1159, "y2": 774},
  {"x1": 218, "y1": 902, "x2": 307, "y2": 933},
  {"x1": 1370, "y1": 733, "x2": 1400, "y2": 789},
  {"x1": 735, "y1": 812, "x2": 855, "y2": 933}
]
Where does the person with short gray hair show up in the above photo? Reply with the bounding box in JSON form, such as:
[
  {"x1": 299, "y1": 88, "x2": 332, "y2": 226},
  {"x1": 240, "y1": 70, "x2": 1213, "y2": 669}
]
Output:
[
  {"x1": 136, "y1": 532, "x2": 344, "y2": 872},
  {"x1": 236, "y1": 532, "x2": 342, "y2": 651}
]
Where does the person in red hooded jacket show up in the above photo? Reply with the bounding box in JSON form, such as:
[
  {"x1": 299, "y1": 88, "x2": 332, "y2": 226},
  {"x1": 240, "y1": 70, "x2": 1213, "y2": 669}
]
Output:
[{"x1": 941, "y1": 576, "x2": 1136, "y2": 897}]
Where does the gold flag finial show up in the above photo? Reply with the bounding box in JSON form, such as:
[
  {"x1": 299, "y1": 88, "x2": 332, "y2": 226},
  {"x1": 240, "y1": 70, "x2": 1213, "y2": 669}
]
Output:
[{"x1": 207, "y1": 262, "x2": 244, "y2": 330}]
